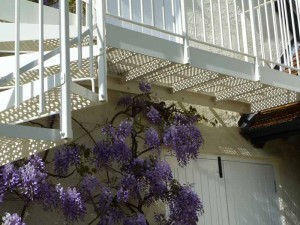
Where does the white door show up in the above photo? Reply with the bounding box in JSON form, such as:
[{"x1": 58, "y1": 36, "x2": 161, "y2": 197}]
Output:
[
  {"x1": 166, "y1": 156, "x2": 230, "y2": 225},
  {"x1": 224, "y1": 161, "x2": 281, "y2": 225},
  {"x1": 166, "y1": 156, "x2": 281, "y2": 225}
]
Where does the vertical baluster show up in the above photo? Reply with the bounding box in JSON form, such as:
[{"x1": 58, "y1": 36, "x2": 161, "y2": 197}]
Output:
[
  {"x1": 39, "y1": 0, "x2": 44, "y2": 113},
  {"x1": 60, "y1": 0, "x2": 72, "y2": 139},
  {"x1": 225, "y1": 0, "x2": 232, "y2": 49},
  {"x1": 151, "y1": 0, "x2": 155, "y2": 27},
  {"x1": 15, "y1": 0, "x2": 20, "y2": 108},
  {"x1": 288, "y1": 0, "x2": 299, "y2": 73},
  {"x1": 295, "y1": 0, "x2": 300, "y2": 74},
  {"x1": 271, "y1": 0, "x2": 280, "y2": 68},
  {"x1": 249, "y1": 0, "x2": 259, "y2": 80},
  {"x1": 192, "y1": 0, "x2": 197, "y2": 39},
  {"x1": 140, "y1": 0, "x2": 144, "y2": 24},
  {"x1": 117, "y1": 0, "x2": 121, "y2": 17},
  {"x1": 85, "y1": 1, "x2": 89, "y2": 26},
  {"x1": 282, "y1": 0, "x2": 293, "y2": 73},
  {"x1": 162, "y1": 0, "x2": 166, "y2": 30},
  {"x1": 89, "y1": 0, "x2": 94, "y2": 79},
  {"x1": 201, "y1": 0, "x2": 206, "y2": 42},
  {"x1": 257, "y1": 0, "x2": 265, "y2": 66},
  {"x1": 277, "y1": 0, "x2": 287, "y2": 71},
  {"x1": 234, "y1": 0, "x2": 240, "y2": 51},
  {"x1": 264, "y1": 0, "x2": 273, "y2": 66},
  {"x1": 76, "y1": 0, "x2": 82, "y2": 69},
  {"x1": 217, "y1": 0, "x2": 224, "y2": 47},
  {"x1": 129, "y1": 0, "x2": 133, "y2": 20},
  {"x1": 180, "y1": 0, "x2": 189, "y2": 63},
  {"x1": 171, "y1": 0, "x2": 176, "y2": 33},
  {"x1": 241, "y1": 0, "x2": 249, "y2": 60},
  {"x1": 209, "y1": 0, "x2": 215, "y2": 44}
]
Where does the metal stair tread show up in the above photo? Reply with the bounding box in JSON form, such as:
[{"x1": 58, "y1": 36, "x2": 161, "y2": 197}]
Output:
[{"x1": 0, "y1": 82, "x2": 100, "y2": 125}]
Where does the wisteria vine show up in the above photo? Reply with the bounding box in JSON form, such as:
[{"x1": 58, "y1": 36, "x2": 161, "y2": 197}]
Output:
[{"x1": 0, "y1": 82, "x2": 204, "y2": 225}]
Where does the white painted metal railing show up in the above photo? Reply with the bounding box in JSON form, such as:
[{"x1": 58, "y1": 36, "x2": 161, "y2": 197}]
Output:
[
  {"x1": 105, "y1": 0, "x2": 300, "y2": 75},
  {"x1": 9, "y1": 0, "x2": 107, "y2": 140}
]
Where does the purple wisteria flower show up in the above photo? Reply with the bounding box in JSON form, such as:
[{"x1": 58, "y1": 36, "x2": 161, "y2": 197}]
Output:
[
  {"x1": 110, "y1": 141, "x2": 132, "y2": 163},
  {"x1": 163, "y1": 124, "x2": 203, "y2": 166},
  {"x1": 92, "y1": 141, "x2": 111, "y2": 167},
  {"x1": 120, "y1": 175, "x2": 143, "y2": 197},
  {"x1": 93, "y1": 140, "x2": 132, "y2": 166},
  {"x1": 116, "y1": 188, "x2": 129, "y2": 203},
  {"x1": 98, "y1": 187, "x2": 124, "y2": 225},
  {"x1": 116, "y1": 120, "x2": 133, "y2": 142},
  {"x1": 169, "y1": 186, "x2": 204, "y2": 225},
  {"x1": 54, "y1": 145, "x2": 80, "y2": 176},
  {"x1": 18, "y1": 156, "x2": 47, "y2": 200},
  {"x1": 37, "y1": 182, "x2": 59, "y2": 210},
  {"x1": 101, "y1": 124, "x2": 115, "y2": 138},
  {"x1": 145, "y1": 160, "x2": 173, "y2": 199},
  {"x1": 174, "y1": 113, "x2": 199, "y2": 125},
  {"x1": 123, "y1": 214, "x2": 147, "y2": 225},
  {"x1": 0, "y1": 163, "x2": 19, "y2": 191},
  {"x1": 0, "y1": 193, "x2": 3, "y2": 204},
  {"x1": 1, "y1": 213, "x2": 25, "y2": 225},
  {"x1": 117, "y1": 96, "x2": 133, "y2": 108},
  {"x1": 145, "y1": 128, "x2": 160, "y2": 148},
  {"x1": 139, "y1": 82, "x2": 152, "y2": 93},
  {"x1": 146, "y1": 106, "x2": 161, "y2": 124},
  {"x1": 80, "y1": 175, "x2": 100, "y2": 196},
  {"x1": 56, "y1": 185, "x2": 86, "y2": 222}
]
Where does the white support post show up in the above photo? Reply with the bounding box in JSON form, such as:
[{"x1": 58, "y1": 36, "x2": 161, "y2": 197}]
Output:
[
  {"x1": 14, "y1": 0, "x2": 20, "y2": 108},
  {"x1": 76, "y1": 0, "x2": 82, "y2": 69},
  {"x1": 248, "y1": 0, "x2": 260, "y2": 81},
  {"x1": 96, "y1": 0, "x2": 107, "y2": 101},
  {"x1": 39, "y1": 0, "x2": 45, "y2": 113},
  {"x1": 180, "y1": 0, "x2": 190, "y2": 64},
  {"x1": 60, "y1": 0, "x2": 73, "y2": 139}
]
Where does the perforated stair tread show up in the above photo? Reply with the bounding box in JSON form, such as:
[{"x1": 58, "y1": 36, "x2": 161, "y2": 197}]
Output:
[
  {"x1": 0, "y1": 83, "x2": 99, "y2": 125},
  {"x1": 0, "y1": 136, "x2": 62, "y2": 166}
]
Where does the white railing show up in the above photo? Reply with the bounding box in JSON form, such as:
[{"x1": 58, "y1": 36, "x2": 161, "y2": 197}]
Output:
[
  {"x1": 7, "y1": 0, "x2": 107, "y2": 139},
  {"x1": 104, "y1": 0, "x2": 300, "y2": 75}
]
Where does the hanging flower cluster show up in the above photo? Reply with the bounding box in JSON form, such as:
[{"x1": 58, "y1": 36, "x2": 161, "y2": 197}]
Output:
[{"x1": 0, "y1": 82, "x2": 204, "y2": 225}]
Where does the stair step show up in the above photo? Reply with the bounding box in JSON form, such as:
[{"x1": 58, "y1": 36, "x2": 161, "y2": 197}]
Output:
[
  {"x1": 0, "y1": 80, "x2": 100, "y2": 125},
  {"x1": 0, "y1": 45, "x2": 99, "y2": 86},
  {"x1": 0, "y1": 135, "x2": 64, "y2": 166}
]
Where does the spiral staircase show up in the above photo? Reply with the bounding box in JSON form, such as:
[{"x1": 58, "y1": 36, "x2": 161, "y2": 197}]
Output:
[
  {"x1": 0, "y1": 0, "x2": 300, "y2": 165},
  {"x1": 0, "y1": 0, "x2": 107, "y2": 165}
]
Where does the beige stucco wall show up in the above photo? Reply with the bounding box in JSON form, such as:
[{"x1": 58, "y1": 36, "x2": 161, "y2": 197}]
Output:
[{"x1": 1, "y1": 91, "x2": 300, "y2": 225}]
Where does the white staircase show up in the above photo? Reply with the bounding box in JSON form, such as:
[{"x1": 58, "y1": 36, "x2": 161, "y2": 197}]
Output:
[
  {"x1": 1, "y1": 0, "x2": 300, "y2": 165},
  {"x1": 0, "y1": 0, "x2": 106, "y2": 165}
]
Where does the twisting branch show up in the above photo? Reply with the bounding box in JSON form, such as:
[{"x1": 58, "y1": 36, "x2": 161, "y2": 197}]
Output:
[
  {"x1": 72, "y1": 117, "x2": 97, "y2": 145},
  {"x1": 137, "y1": 147, "x2": 155, "y2": 157},
  {"x1": 87, "y1": 215, "x2": 100, "y2": 225},
  {"x1": 46, "y1": 169, "x2": 76, "y2": 178},
  {"x1": 20, "y1": 201, "x2": 29, "y2": 221}
]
